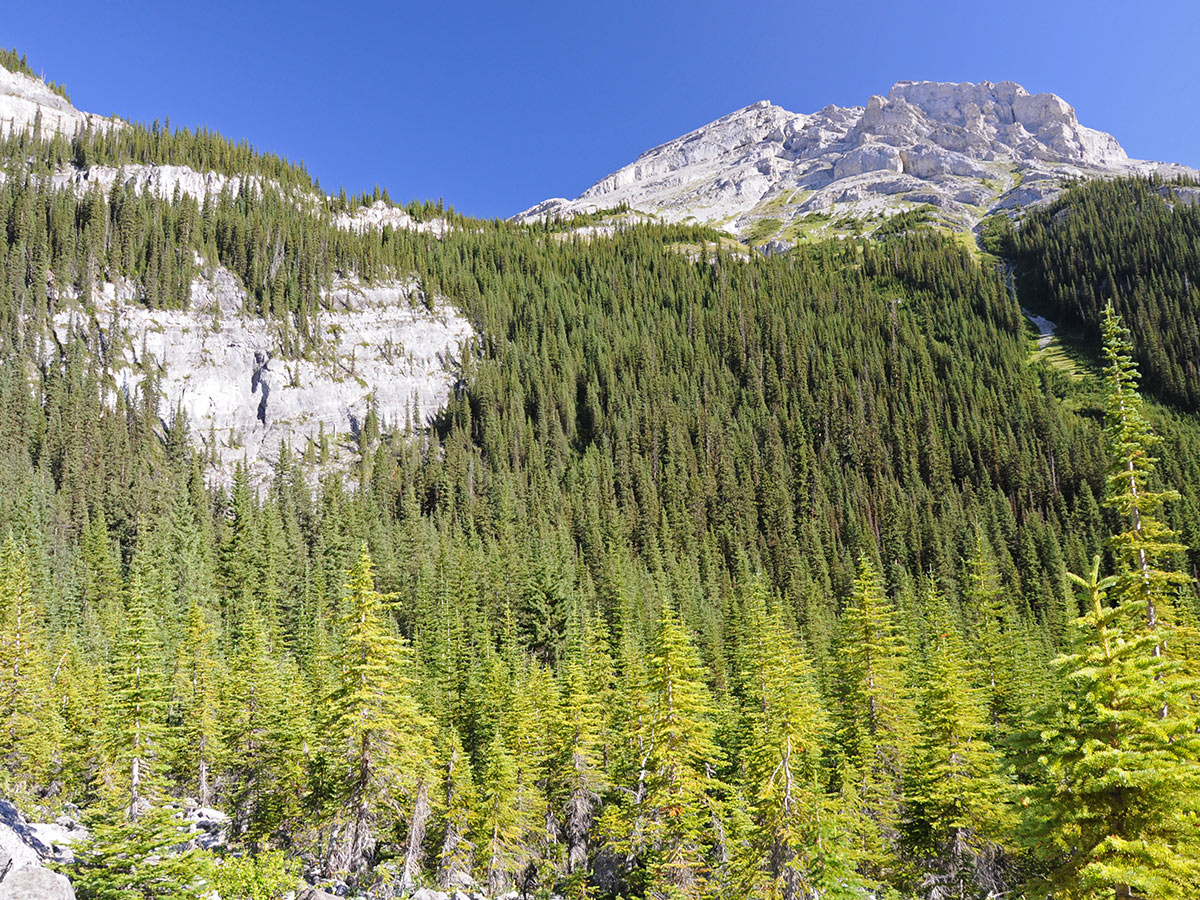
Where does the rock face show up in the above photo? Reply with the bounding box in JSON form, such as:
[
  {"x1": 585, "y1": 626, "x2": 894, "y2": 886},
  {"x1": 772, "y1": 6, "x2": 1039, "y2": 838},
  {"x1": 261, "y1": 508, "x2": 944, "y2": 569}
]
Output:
[
  {"x1": 0, "y1": 60, "x2": 450, "y2": 241},
  {"x1": 52, "y1": 267, "x2": 475, "y2": 486},
  {"x1": 335, "y1": 200, "x2": 450, "y2": 237},
  {"x1": 518, "y1": 80, "x2": 1198, "y2": 241},
  {"x1": 0, "y1": 61, "x2": 475, "y2": 487},
  {"x1": 0, "y1": 63, "x2": 114, "y2": 138}
]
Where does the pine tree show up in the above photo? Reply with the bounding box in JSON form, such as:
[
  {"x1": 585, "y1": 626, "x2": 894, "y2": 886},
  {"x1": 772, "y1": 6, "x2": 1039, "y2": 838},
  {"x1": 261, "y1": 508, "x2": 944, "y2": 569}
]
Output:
[
  {"x1": 962, "y1": 529, "x2": 1018, "y2": 732},
  {"x1": 621, "y1": 602, "x2": 723, "y2": 900},
  {"x1": 556, "y1": 627, "x2": 612, "y2": 884},
  {"x1": 171, "y1": 599, "x2": 224, "y2": 807},
  {"x1": 436, "y1": 728, "x2": 477, "y2": 890},
  {"x1": 1100, "y1": 303, "x2": 1191, "y2": 635},
  {"x1": 1020, "y1": 308, "x2": 1200, "y2": 899},
  {"x1": 0, "y1": 535, "x2": 61, "y2": 792},
  {"x1": 72, "y1": 805, "x2": 214, "y2": 900},
  {"x1": 222, "y1": 595, "x2": 301, "y2": 846},
  {"x1": 1023, "y1": 553, "x2": 1200, "y2": 899},
  {"x1": 105, "y1": 564, "x2": 169, "y2": 817},
  {"x1": 477, "y1": 731, "x2": 522, "y2": 896},
  {"x1": 831, "y1": 554, "x2": 914, "y2": 881}
]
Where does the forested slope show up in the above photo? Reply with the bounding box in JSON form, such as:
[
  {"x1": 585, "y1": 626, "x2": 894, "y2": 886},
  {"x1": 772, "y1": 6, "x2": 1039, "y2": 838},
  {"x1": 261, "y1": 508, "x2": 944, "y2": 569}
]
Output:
[
  {"x1": 1, "y1": 54, "x2": 1199, "y2": 900},
  {"x1": 1007, "y1": 176, "x2": 1200, "y2": 410}
]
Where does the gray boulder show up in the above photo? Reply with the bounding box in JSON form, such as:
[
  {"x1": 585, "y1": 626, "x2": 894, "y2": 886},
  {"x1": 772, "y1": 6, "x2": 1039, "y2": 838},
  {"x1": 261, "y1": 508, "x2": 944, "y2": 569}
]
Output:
[
  {"x1": 0, "y1": 865, "x2": 75, "y2": 899},
  {"x1": 25, "y1": 820, "x2": 87, "y2": 865},
  {"x1": 183, "y1": 806, "x2": 229, "y2": 851}
]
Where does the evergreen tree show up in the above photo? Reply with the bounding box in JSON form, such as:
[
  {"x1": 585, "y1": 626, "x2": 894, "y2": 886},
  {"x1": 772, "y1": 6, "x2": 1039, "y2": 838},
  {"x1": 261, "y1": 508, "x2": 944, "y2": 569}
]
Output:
[
  {"x1": 171, "y1": 598, "x2": 224, "y2": 806},
  {"x1": 733, "y1": 580, "x2": 859, "y2": 900},
  {"x1": 0, "y1": 535, "x2": 60, "y2": 792},
  {"x1": 325, "y1": 545, "x2": 432, "y2": 876},
  {"x1": 831, "y1": 554, "x2": 914, "y2": 882},
  {"x1": 1100, "y1": 303, "x2": 1191, "y2": 634},
  {"x1": 903, "y1": 581, "x2": 1013, "y2": 900},
  {"x1": 105, "y1": 564, "x2": 169, "y2": 816},
  {"x1": 615, "y1": 602, "x2": 723, "y2": 900},
  {"x1": 477, "y1": 731, "x2": 522, "y2": 896},
  {"x1": 436, "y1": 728, "x2": 477, "y2": 890},
  {"x1": 72, "y1": 805, "x2": 214, "y2": 900},
  {"x1": 1021, "y1": 309, "x2": 1200, "y2": 899}
]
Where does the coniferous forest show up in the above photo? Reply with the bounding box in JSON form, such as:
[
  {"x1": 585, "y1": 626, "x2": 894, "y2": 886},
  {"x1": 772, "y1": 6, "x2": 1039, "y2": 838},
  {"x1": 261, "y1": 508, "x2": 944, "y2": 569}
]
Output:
[{"x1": 1, "y1": 55, "x2": 1199, "y2": 900}]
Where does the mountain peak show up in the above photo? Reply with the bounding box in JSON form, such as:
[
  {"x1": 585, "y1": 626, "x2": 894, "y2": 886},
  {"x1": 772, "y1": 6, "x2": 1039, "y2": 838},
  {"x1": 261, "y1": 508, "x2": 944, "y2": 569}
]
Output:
[{"x1": 517, "y1": 80, "x2": 1193, "y2": 243}]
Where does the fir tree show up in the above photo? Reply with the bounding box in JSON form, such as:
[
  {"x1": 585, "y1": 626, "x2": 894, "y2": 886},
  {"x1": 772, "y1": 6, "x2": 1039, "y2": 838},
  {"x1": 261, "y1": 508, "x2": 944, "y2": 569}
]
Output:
[
  {"x1": 1021, "y1": 309, "x2": 1200, "y2": 899},
  {"x1": 72, "y1": 805, "x2": 214, "y2": 900},
  {"x1": 622, "y1": 602, "x2": 723, "y2": 900},
  {"x1": 171, "y1": 599, "x2": 224, "y2": 807},
  {"x1": 903, "y1": 581, "x2": 1013, "y2": 900},
  {"x1": 325, "y1": 545, "x2": 432, "y2": 876},
  {"x1": 733, "y1": 580, "x2": 859, "y2": 900},
  {"x1": 105, "y1": 564, "x2": 169, "y2": 817},
  {"x1": 831, "y1": 554, "x2": 914, "y2": 881}
]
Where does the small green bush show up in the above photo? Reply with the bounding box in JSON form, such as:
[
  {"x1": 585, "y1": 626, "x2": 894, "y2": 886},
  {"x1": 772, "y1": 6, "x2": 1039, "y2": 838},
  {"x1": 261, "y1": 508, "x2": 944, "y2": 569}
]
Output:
[{"x1": 210, "y1": 851, "x2": 301, "y2": 900}]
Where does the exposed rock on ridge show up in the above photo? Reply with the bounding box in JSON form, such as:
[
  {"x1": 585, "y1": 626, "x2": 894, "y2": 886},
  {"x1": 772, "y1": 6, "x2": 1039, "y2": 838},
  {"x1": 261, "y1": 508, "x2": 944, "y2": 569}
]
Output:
[
  {"x1": 52, "y1": 267, "x2": 475, "y2": 487},
  {"x1": 0, "y1": 63, "x2": 114, "y2": 137},
  {"x1": 0, "y1": 61, "x2": 449, "y2": 237},
  {"x1": 518, "y1": 80, "x2": 1197, "y2": 241}
]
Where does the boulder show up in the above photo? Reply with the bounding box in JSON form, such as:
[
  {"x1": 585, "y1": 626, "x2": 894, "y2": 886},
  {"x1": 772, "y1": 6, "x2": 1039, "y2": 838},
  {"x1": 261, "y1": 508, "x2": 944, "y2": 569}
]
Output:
[
  {"x1": 183, "y1": 806, "x2": 228, "y2": 851},
  {"x1": 0, "y1": 828, "x2": 41, "y2": 875},
  {"x1": 0, "y1": 865, "x2": 75, "y2": 900},
  {"x1": 23, "y1": 820, "x2": 86, "y2": 865}
]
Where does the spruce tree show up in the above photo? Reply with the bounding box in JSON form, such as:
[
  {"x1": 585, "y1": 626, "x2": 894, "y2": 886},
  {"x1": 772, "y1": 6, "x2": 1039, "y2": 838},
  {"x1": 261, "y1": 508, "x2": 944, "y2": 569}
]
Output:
[
  {"x1": 616, "y1": 602, "x2": 723, "y2": 899},
  {"x1": 831, "y1": 554, "x2": 914, "y2": 882},
  {"x1": 0, "y1": 535, "x2": 60, "y2": 792},
  {"x1": 105, "y1": 564, "x2": 169, "y2": 817},
  {"x1": 903, "y1": 581, "x2": 1013, "y2": 900},
  {"x1": 171, "y1": 598, "x2": 224, "y2": 807},
  {"x1": 72, "y1": 805, "x2": 214, "y2": 900}
]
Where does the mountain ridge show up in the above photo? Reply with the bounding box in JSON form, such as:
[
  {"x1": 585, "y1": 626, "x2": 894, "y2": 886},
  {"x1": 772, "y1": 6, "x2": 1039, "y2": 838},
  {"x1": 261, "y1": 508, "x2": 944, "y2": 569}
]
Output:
[{"x1": 518, "y1": 79, "x2": 1198, "y2": 243}]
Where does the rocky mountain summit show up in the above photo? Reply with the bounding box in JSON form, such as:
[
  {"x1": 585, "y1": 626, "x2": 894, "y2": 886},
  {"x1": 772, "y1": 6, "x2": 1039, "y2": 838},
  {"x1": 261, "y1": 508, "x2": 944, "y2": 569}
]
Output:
[{"x1": 519, "y1": 80, "x2": 1198, "y2": 243}]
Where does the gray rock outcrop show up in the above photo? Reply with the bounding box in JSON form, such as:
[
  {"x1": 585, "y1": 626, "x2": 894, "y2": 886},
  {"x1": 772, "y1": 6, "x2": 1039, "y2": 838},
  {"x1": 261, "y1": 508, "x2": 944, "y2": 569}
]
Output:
[
  {"x1": 51, "y1": 268, "x2": 475, "y2": 487},
  {"x1": 517, "y1": 80, "x2": 1198, "y2": 242},
  {"x1": 0, "y1": 865, "x2": 75, "y2": 900},
  {"x1": 0, "y1": 64, "x2": 114, "y2": 138},
  {"x1": 0, "y1": 801, "x2": 79, "y2": 900}
]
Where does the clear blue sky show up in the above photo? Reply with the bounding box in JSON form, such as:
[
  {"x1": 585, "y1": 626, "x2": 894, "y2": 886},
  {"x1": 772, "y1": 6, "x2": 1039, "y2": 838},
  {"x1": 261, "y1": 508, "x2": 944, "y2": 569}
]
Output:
[{"x1": 5, "y1": 0, "x2": 1198, "y2": 219}]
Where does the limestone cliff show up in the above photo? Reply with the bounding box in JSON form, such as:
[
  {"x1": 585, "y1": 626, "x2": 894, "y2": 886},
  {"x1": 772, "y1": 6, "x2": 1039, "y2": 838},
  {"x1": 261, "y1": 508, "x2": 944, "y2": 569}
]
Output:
[{"x1": 518, "y1": 80, "x2": 1197, "y2": 243}]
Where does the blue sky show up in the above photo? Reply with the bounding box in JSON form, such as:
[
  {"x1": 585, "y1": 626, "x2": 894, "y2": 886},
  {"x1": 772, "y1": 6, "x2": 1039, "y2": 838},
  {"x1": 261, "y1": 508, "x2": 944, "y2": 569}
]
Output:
[{"x1": 5, "y1": 0, "x2": 1198, "y2": 219}]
